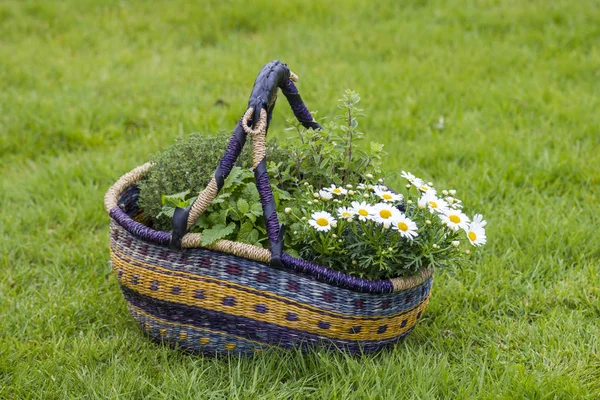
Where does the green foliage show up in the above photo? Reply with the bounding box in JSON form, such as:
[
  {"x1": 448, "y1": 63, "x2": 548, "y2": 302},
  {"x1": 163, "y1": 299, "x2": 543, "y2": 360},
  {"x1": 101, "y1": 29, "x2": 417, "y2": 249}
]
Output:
[
  {"x1": 137, "y1": 131, "x2": 230, "y2": 230},
  {"x1": 138, "y1": 131, "x2": 291, "y2": 232},
  {"x1": 281, "y1": 90, "x2": 386, "y2": 189},
  {"x1": 157, "y1": 165, "x2": 291, "y2": 246}
]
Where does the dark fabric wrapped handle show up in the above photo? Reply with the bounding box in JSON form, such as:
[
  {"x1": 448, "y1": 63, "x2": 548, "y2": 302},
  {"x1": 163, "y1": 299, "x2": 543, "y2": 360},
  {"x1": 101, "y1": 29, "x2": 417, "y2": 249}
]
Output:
[{"x1": 170, "y1": 61, "x2": 321, "y2": 252}]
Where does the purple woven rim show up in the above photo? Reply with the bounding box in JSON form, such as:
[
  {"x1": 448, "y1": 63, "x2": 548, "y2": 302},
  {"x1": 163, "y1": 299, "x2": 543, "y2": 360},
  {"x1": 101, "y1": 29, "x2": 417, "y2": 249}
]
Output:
[{"x1": 109, "y1": 204, "x2": 396, "y2": 294}]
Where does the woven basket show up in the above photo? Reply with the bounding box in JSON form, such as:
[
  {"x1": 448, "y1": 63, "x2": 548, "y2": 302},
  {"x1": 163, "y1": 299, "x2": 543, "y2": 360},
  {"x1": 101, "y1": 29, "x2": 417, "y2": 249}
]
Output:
[{"x1": 105, "y1": 61, "x2": 434, "y2": 356}]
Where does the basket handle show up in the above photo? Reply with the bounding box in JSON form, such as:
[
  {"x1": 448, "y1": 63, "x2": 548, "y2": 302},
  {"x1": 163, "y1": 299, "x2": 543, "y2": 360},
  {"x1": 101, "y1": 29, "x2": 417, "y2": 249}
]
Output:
[{"x1": 170, "y1": 60, "x2": 321, "y2": 253}]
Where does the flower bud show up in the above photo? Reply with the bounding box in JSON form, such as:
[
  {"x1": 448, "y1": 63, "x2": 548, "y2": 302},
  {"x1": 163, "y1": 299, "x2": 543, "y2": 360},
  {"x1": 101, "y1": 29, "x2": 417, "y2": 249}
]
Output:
[
  {"x1": 383, "y1": 221, "x2": 391, "y2": 229},
  {"x1": 284, "y1": 207, "x2": 292, "y2": 214},
  {"x1": 388, "y1": 247, "x2": 394, "y2": 252},
  {"x1": 366, "y1": 173, "x2": 374, "y2": 179},
  {"x1": 301, "y1": 217, "x2": 306, "y2": 220},
  {"x1": 428, "y1": 182, "x2": 433, "y2": 186},
  {"x1": 331, "y1": 221, "x2": 338, "y2": 228},
  {"x1": 465, "y1": 249, "x2": 471, "y2": 254},
  {"x1": 363, "y1": 193, "x2": 369, "y2": 198},
  {"x1": 346, "y1": 184, "x2": 353, "y2": 189},
  {"x1": 378, "y1": 178, "x2": 384, "y2": 183},
  {"x1": 407, "y1": 200, "x2": 413, "y2": 205},
  {"x1": 332, "y1": 234, "x2": 337, "y2": 238},
  {"x1": 433, "y1": 244, "x2": 439, "y2": 249},
  {"x1": 425, "y1": 220, "x2": 432, "y2": 225},
  {"x1": 449, "y1": 190, "x2": 456, "y2": 195},
  {"x1": 406, "y1": 184, "x2": 411, "y2": 189},
  {"x1": 313, "y1": 193, "x2": 319, "y2": 198},
  {"x1": 452, "y1": 240, "x2": 460, "y2": 247},
  {"x1": 442, "y1": 190, "x2": 448, "y2": 196},
  {"x1": 348, "y1": 190, "x2": 355, "y2": 195},
  {"x1": 352, "y1": 260, "x2": 357, "y2": 265}
]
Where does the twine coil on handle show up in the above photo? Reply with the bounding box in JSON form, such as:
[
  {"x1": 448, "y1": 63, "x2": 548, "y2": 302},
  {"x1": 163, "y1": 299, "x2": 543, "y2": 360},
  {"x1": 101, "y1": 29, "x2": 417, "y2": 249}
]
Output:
[{"x1": 169, "y1": 61, "x2": 321, "y2": 252}]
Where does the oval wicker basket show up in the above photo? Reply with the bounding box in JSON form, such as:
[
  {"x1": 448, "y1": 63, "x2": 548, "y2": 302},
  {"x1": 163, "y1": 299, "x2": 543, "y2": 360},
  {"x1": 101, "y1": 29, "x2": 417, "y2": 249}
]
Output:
[{"x1": 105, "y1": 61, "x2": 434, "y2": 356}]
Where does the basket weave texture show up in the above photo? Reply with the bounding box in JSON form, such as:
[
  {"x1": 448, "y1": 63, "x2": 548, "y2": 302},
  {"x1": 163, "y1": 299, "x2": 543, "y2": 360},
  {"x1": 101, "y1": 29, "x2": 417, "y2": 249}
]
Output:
[{"x1": 105, "y1": 61, "x2": 434, "y2": 356}]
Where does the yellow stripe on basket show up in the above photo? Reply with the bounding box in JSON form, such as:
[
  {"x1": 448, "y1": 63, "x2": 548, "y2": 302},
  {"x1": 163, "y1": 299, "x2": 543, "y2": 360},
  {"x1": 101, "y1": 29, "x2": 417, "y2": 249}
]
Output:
[
  {"x1": 112, "y1": 246, "x2": 376, "y2": 320},
  {"x1": 111, "y1": 250, "x2": 429, "y2": 341},
  {"x1": 111, "y1": 246, "x2": 426, "y2": 321}
]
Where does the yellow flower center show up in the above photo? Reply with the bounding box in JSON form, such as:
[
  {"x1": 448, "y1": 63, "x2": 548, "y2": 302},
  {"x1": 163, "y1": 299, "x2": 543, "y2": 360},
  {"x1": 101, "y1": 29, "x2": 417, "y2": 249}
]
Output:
[
  {"x1": 342, "y1": 212, "x2": 351, "y2": 217},
  {"x1": 358, "y1": 209, "x2": 369, "y2": 216},
  {"x1": 468, "y1": 231, "x2": 477, "y2": 241},
  {"x1": 316, "y1": 218, "x2": 329, "y2": 227},
  {"x1": 449, "y1": 215, "x2": 461, "y2": 223},
  {"x1": 419, "y1": 185, "x2": 429, "y2": 191},
  {"x1": 397, "y1": 222, "x2": 408, "y2": 231},
  {"x1": 333, "y1": 188, "x2": 342, "y2": 193},
  {"x1": 429, "y1": 201, "x2": 438, "y2": 208},
  {"x1": 379, "y1": 210, "x2": 392, "y2": 219},
  {"x1": 382, "y1": 193, "x2": 392, "y2": 200}
]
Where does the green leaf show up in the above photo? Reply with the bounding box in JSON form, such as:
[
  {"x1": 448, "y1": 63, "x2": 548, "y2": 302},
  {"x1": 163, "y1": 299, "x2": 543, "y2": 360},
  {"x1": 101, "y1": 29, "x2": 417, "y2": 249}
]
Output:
[
  {"x1": 242, "y1": 182, "x2": 260, "y2": 202},
  {"x1": 156, "y1": 205, "x2": 176, "y2": 219},
  {"x1": 201, "y1": 222, "x2": 236, "y2": 246},
  {"x1": 237, "y1": 198, "x2": 249, "y2": 214},
  {"x1": 236, "y1": 220, "x2": 255, "y2": 243},
  {"x1": 251, "y1": 202, "x2": 263, "y2": 216},
  {"x1": 248, "y1": 229, "x2": 259, "y2": 244},
  {"x1": 370, "y1": 141, "x2": 384, "y2": 153},
  {"x1": 161, "y1": 190, "x2": 191, "y2": 207}
]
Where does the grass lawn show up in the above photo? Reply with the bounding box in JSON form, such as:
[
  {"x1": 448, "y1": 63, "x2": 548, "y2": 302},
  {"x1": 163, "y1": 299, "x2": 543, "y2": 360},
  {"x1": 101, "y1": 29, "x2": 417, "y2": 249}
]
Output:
[{"x1": 1, "y1": 0, "x2": 599, "y2": 398}]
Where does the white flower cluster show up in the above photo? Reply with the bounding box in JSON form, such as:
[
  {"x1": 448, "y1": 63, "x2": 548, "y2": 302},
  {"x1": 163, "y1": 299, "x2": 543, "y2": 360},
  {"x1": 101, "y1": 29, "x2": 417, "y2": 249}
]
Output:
[
  {"x1": 401, "y1": 171, "x2": 487, "y2": 246},
  {"x1": 306, "y1": 182, "x2": 419, "y2": 240},
  {"x1": 303, "y1": 172, "x2": 487, "y2": 249}
]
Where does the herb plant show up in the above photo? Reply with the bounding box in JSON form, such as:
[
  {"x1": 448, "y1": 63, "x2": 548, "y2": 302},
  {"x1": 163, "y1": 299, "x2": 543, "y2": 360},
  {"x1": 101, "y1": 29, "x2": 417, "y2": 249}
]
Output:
[
  {"x1": 281, "y1": 90, "x2": 386, "y2": 189},
  {"x1": 137, "y1": 131, "x2": 291, "y2": 231}
]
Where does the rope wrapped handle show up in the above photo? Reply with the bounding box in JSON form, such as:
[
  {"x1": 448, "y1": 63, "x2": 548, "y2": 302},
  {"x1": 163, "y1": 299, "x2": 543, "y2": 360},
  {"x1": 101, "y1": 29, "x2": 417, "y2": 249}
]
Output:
[{"x1": 170, "y1": 60, "x2": 321, "y2": 263}]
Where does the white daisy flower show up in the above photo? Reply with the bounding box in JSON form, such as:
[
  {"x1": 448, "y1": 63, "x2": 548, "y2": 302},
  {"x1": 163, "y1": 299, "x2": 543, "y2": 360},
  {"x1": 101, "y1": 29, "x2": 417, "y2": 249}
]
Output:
[
  {"x1": 350, "y1": 201, "x2": 373, "y2": 221},
  {"x1": 357, "y1": 183, "x2": 368, "y2": 190},
  {"x1": 337, "y1": 207, "x2": 356, "y2": 219},
  {"x1": 308, "y1": 211, "x2": 336, "y2": 232},
  {"x1": 418, "y1": 191, "x2": 449, "y2": 214},
  {"x1": 465, "y1": 214, "x2": 487, "y2": 246},
  {"x1": 319, "y1": 190, "x2": 332, "y2": 200},
  {"x1": 416, "y1": 182, "x2": 436, "y2": 195},
  {"x1": 371, "y1": 203, "x2": 401, "y2": 224},
  {"x1": 392, "y1": 214, "x2": 419, "y2": 240},
  {"x1": 449, "y1": 197, "x2": 463, "y2": 209},
  {"x1": 325, "y1": 184, "x2": 347, "y2": 196},
  {"x1": 440, "y1": 209, "x2": 470, "y2": 232},
  {"x1": 374, "y1": 187, "x2": 403, "y2": 203},
  {"x1": 401, "y1": 171, "x2": 421, "y2": 184}
]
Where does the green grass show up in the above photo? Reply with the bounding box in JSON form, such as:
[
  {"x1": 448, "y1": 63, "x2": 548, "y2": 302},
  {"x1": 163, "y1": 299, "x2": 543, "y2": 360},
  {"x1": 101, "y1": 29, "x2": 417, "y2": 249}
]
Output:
[{"x1": 1, "y1": 0, "x2": 599, "y2": 398}]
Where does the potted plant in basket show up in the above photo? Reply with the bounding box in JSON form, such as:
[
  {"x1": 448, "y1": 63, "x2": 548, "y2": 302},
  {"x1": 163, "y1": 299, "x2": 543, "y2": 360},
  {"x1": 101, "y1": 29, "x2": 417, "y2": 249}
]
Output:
[{"x1": 104, "y1": 60, "x2": 487, "y2": 356}]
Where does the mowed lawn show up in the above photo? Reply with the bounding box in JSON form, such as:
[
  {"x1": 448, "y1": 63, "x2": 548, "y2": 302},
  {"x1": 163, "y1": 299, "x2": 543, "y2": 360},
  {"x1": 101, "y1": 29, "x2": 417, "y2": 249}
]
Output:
[{"x1": 1, "y1": 0, "x2": 599, "y2": 398}]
